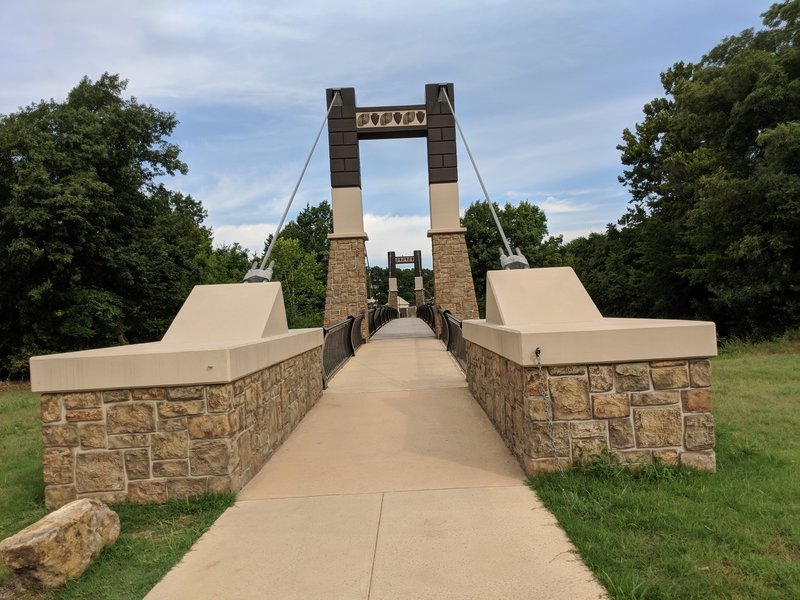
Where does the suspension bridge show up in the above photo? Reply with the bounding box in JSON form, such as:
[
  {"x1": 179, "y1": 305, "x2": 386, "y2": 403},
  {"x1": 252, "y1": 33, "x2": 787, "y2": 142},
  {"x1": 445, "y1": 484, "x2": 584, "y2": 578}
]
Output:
[
  {"x1": 143, "y1": 317, "x2": 607, "y2": 600},
  {"x1": 28, "y1": 83, "x2": 716, "y2": 599}
]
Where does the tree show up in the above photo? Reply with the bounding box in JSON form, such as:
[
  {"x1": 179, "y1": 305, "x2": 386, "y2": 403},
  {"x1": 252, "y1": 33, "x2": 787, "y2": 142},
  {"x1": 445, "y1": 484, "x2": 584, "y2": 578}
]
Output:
[
  {"x1": 463, "y1": 200, "x2": 564, "y2": 316},
  {"x1": 280, "y1": 201, "x2": 332, "y2": 278},
  {"x1": 0, "y1": 74, "x2": 214, "y2": 378},
  {"x1": 368, "y1": 265, "x2": 388, "y2": 305},
  {"x1": 268, "y1": 238, "x2": 325, "y2": 328},
  {"x1": 253, "y1": 201, "x2": 332, "y2": 327},
  {"x1": 204, "y1": 242, "x2": 252, "y2": 284},
  {"x1": 615, "y1": 0, "x2": 800, "y2": 337}
]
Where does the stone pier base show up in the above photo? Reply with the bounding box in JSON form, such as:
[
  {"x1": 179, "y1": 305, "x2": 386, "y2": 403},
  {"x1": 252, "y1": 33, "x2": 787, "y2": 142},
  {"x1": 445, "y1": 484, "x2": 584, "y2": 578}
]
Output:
[
  {"x1": 466, "y1": 342, "x2": 715, "y2": 475},
  {"x1": 430, "y1": 231, "x2": 479, "y2": 322},
  {"x1": 325, "y1": 236, "x2": 368, "y2": 337}
]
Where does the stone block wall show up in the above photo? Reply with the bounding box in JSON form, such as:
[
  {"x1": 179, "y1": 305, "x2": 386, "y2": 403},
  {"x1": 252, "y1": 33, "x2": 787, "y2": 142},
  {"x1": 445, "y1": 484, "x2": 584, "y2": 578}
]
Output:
[
  {"x1": 325, "y1": 236, "x2": 368, "y2": 338},
  {"x1": 40, "y1": 347, "x2": 323, "y2": 508},
  {"x1": 466, "y1": 342, "x2": 715, "y2": 476},
  {"x1": 431, "y1": 232, "x2": 479, "y2": 323}
]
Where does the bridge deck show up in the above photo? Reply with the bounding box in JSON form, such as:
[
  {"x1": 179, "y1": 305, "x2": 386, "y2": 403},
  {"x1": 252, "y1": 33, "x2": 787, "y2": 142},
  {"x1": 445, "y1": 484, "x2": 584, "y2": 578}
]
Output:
[{"x1": 146, "y1": 318, "x2": 607, "y2": 600}]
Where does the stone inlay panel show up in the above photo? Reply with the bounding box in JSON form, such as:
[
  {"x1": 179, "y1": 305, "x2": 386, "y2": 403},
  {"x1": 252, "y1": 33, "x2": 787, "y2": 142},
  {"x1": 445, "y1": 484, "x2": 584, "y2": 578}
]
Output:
[
  {"x1": 41, "y1": 347, "x2": 324, "y2": 508},
  {"x1": 356, "y1": 110, "x2": 426, "y2": 129},
  {"x1": 466, "y1": 343, "x2": 716, "y2": 475}
]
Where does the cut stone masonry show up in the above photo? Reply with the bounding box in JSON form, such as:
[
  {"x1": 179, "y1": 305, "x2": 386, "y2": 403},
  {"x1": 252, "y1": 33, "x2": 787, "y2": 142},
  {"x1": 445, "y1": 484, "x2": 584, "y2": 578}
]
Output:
[
  {"x1": 466, "y1": 342, "x2": 715, "y2": 475},
  {"x1": 41, "y1": 347, "x2": 323, "y2": 508},
  {"x1": 431, "y1": 232, "x2": 479, "y2": 322},
  {"x1": 324, "y1": 237, "x2": 368, "y2": 338}
]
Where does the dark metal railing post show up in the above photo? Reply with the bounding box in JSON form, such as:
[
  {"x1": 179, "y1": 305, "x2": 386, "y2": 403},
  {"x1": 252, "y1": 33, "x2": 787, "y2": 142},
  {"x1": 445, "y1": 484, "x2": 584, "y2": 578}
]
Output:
[
  {"x1": 438, "y1": 307, "x2": 450, "y2": 348},
  {"x1": 435, "y1": 309, "x2": 466, "y2": 372},
  {"x1": 323, "y1": 315, "x2": 358, "y2": 387},
  {"x1": 418, "y1": 303, "x2": 436, "y2": 331},
  {"x1": 350, "y1": 313, "x2": 365, "y2": 353},
  {"x1": 366, "y1": 305, "x2": 398, "y2": 339}
]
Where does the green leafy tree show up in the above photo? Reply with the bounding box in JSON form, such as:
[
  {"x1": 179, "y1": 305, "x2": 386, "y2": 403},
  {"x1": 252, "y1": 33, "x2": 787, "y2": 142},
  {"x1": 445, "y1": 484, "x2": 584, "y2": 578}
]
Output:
[
  {"x1": 280, "y1": 201, "x2": 332, "y2": 279},
  {"x1": 564, "y1": 220, "x2": 654, "y2": 319},
  {"x1": 368, "y1": 265, "x2": 388, "y2": 305},
  {"x1": 0, "y1": 74, "x2": 214, "y2": 378},
  {"x1": 255, "y1": 201, "x2": 332, "y2": 326},
  {"x1": 268, "y1": 238, "x2": 325, "y2": 328},
  {"x1": 204, "y1": 242, "x2": 253, "y2": 284},
  {"x1": 615, "y1": 0, "x2": 800, "y2": 336},
  {"x1": 463, "y1": 200, "x2": 564, "y2": 316}
]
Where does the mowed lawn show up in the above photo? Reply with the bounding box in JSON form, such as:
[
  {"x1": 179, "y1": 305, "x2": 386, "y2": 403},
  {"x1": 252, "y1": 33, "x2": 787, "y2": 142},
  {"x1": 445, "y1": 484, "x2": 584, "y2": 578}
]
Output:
[
  {"x1": 0, "y1": 388, "x2": 233, "y2": 600},
  {"x1": 529, "y1": 335, "x2": 800, "y2": 600}
]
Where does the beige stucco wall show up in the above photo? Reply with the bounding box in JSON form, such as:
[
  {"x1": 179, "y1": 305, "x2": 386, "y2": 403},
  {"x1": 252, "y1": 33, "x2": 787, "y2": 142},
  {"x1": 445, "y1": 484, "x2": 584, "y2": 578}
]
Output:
[
  {"x1": 462, "y1": 318, "x2": 717, "y2": 366},
  {"x1": 30, "y1": 330, "x2": 322, "y2": 393},
  {"x1": 428, "y1": 182, "x2": 461, "y2": 232},
  {"x1": 330, "y1": 186, "x2": 367, "y2": 237},
  {"x1": 30, "y1": 282, "x2": 322, "y2": 393},
  {"x1": 162, "y1": 282, "x2": 288, "y2": 344},
  {"x1": 464, "y1": 267, "x2": 717, "y2": 365},
  {"x1": 485, "y1": 268, "x2": 602, "y2": 325}
]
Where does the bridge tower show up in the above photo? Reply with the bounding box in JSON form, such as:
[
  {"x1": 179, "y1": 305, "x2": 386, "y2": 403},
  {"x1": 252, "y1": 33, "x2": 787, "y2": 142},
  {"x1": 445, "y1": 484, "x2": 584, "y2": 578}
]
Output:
[
  {"x1": 323, "y1": 84, "x2": 479, "y2": 330},
  {"x1": 387, "y1": 250, "x2": 425, "y2": 311}
]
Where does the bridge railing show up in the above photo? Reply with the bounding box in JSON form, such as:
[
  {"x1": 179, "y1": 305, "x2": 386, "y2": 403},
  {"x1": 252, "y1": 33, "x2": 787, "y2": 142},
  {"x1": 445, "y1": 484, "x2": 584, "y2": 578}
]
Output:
[
  {"x1": 322, "y1": 316, "x2": 357, "y2": 386},
  {"x1": 351, "y1": 313, "x2": 365, "y2": 352},
  {"x1": 323, "y1": 307, "x2": 400, "y2": 385},
  {"x1": 439, "y1": 308, "x2": 467, "y2": 372},
  {"x1": 418, "y1": 303, "x2": 436, "y2": 331},
  {"x1": 367, "y1": 305, "x2": 398, "y2": 338}
]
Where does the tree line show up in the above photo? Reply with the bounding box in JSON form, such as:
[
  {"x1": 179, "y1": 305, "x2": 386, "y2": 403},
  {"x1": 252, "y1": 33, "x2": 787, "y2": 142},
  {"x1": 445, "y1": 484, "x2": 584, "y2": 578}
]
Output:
[
  {"x1": 2, "y1": 1, "x2": 797, "y2": 378},
  {"x1": 466, "y1": 1, "x2": 800, "y2": 341}
]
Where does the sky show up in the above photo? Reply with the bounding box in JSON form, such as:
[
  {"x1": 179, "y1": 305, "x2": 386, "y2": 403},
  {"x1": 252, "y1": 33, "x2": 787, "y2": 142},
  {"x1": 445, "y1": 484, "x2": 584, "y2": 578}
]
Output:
[{"x1": 0, "y1": 0, "x2": 775, "y2": 268}]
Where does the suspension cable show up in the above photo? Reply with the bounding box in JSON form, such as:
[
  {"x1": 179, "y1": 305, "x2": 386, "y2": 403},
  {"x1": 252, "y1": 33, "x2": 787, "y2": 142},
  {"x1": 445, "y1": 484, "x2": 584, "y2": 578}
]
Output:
[
  {"x1": 439, "y1": 87, "x2": 513, "y2": 257},
  {"x1": 257, "y1": 90, "x2": 341, "y2": 272}
]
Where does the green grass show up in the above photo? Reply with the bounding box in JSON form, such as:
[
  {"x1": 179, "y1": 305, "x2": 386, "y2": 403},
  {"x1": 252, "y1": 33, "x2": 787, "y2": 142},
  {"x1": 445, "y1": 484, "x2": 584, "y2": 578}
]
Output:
[
  {"x1": 717, "y1": 328, "x2": 800, "y2": 358},
  {"x1": 529, "y1": 336, "x2": 800, "y2": 599},
  {"x1": 0, "y1": 390, "x2": 234, "y2": 599}
]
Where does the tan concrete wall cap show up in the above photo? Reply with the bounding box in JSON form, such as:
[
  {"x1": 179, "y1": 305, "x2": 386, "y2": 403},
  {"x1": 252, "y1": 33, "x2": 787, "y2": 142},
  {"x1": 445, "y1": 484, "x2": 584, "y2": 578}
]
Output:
[
  {"x1": 162, "y1": 282, "x2": 288, "y2": 344},
  {"x1": 485, "y1": 268, "x2": 602, "y2": 325},
  {"x1": 470, "y1": 267, "x2": 717, "y2": 364},
  {"x1": 30, "y1": 329, "x2": 322, "y2": 392}
]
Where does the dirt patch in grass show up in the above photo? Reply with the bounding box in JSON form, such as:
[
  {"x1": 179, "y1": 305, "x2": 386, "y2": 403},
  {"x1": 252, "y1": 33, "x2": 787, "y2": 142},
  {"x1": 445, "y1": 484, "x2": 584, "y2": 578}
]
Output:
[{"x1": 0, "y1": 381, "x2": 30, "y2": 393}]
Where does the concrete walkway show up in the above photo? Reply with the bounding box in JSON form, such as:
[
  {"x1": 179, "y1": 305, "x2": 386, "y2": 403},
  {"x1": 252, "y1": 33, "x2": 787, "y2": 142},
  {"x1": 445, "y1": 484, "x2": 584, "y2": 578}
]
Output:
[{"x1": 146, "y1": 318, "x2": 607, "y2": 600}]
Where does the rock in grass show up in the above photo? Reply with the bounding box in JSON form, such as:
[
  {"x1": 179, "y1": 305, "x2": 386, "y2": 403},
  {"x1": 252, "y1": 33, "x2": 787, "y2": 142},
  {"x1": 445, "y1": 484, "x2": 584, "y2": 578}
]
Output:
[{"x1": 0, "y1": 498, "x2": 119, "y2": 589}]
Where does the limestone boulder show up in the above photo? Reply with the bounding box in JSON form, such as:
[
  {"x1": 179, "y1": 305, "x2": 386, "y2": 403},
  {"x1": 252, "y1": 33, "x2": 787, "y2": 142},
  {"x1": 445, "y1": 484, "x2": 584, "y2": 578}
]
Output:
[{"x1": 0, "y1": 499, "x2": 119, "y2": 589}]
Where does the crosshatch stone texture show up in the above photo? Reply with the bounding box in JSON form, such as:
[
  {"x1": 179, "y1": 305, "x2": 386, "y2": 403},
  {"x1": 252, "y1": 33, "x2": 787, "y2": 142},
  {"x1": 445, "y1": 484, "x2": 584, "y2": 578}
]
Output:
[
  {"x1": 40, "y1": 347, "x2": 323, "y2": 508},
  {"x1": 324, "y1": 236, "x2": 368, "y2": 338},
  {"x1": 465, "y1": 342, "x2": 715, "y2": 475},
  {"x1": 431, "y1": 232, "x2": 479, "y2": 324}
]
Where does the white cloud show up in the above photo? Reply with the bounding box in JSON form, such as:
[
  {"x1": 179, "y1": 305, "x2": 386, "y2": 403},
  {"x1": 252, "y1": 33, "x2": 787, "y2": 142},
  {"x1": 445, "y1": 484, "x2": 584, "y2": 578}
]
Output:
[
  {"x1": 212, "y1": 223, "x2": 275, "y2": 256},
  {"x1": 363, "y1": 213, "x2": 432, "y2": 268},
  {"x1": 540, "y1": 196, "x2": 587, "y2": 214},
  {"x1": 559, "y1": 227, "x2": 603, "y2": 243}
]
